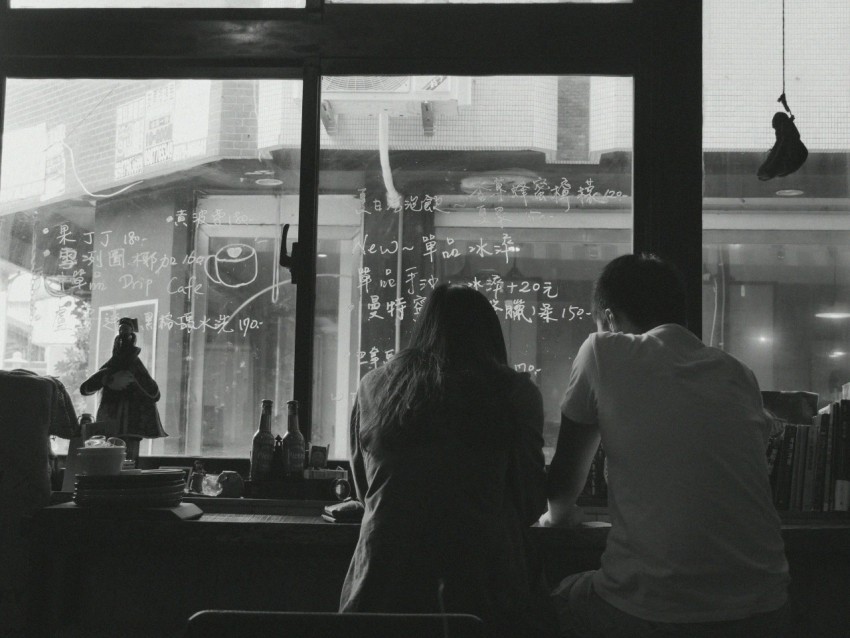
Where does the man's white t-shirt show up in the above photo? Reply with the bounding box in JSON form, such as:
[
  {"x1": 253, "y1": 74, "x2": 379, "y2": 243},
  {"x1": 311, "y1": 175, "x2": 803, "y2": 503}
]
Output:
[{"x1": 561, "y1": 324, "x2": 789, "y2": 623}]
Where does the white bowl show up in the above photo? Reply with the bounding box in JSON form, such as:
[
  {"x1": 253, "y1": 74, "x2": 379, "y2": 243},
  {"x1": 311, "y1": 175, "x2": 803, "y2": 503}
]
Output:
[{"x1": 76, "y1": 446, "x2": 127, "y2": 476}]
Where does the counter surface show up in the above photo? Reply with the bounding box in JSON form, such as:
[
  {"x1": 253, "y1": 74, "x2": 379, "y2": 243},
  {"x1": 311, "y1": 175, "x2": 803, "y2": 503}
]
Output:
[
  {"x1": 33, "y1": 497, "x2": 850, "y2": 551},
  {"x1": 24, "y1": 499, "x2": 850, "y2": 638}
]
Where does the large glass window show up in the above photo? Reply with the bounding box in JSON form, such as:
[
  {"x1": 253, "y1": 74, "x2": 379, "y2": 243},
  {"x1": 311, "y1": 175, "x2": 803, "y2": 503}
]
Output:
[
  {"x1": 702, "y1": 1, "x2": 850, "y2": 407},
  {"x1": 12, "y1": 1, "x2": 301, "y2": 7},
  {"x1": 12, "y1": 0, "x2": 625, "y2": 5},
  {"x1": 0, "y1": 78, "x2": 302, "y2": 456},
  {"x1": 0, "y1": 2, "x2": 698, "y2": 466},
  {"x1": 0, "y1": 71, "x2": 639, "y2": 461},
  {"x1": 315, "y1": 75, "x2": 633, "y2": 460},
  {"x1": 327, "y1": 0, "x2": 627, "y2": 4},
  {"x1": 0, "y1": 75, "x2": 632, "y2": 460}
]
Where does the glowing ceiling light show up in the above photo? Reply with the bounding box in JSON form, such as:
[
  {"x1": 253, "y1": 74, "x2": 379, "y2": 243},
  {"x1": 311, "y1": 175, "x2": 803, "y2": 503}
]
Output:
[{"x1": 815, "y1": 308, "x2": 850, "y2": 320}]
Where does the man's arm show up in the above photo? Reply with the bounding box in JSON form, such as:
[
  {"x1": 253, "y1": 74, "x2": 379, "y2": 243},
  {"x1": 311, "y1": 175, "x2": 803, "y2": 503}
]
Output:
[{"x1": 544, "y1": 413, "x2": 601, "y2": 527}]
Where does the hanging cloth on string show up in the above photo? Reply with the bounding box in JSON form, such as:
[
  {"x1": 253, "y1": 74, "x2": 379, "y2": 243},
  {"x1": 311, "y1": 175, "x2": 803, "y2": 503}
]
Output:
[{"x1": 757, "y1": 0, "x2": 808, "y2": 181}]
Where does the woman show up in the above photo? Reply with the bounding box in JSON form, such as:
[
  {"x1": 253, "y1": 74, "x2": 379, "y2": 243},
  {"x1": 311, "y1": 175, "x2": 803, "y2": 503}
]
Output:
[{"x1": 340, "y1": 284, "x2": 557, "y2": 638}]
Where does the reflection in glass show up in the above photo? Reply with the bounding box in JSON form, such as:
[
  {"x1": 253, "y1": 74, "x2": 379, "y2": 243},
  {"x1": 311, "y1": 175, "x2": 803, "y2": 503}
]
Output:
[
  {"x1": 316, "y1": 75, "x2": 634, "y2": 461},
  {"x1": 0, "y1": 79, "x2": 302, "y2": 457},
  {"x1": 12, "y1": 0, "x2": 300, "y2": 7},
  {"x1": 702, "y1": 0, "x2": 850, "y2": 408},
  {"x1": 327, "y1": 0, "x2": 627, "y2": 4}
]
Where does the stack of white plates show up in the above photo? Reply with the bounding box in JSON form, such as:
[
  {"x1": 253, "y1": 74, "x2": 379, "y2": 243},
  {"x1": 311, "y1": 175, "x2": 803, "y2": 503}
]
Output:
[{"x1": 74, "y1": 469, "x2": 186, "y2": 508}]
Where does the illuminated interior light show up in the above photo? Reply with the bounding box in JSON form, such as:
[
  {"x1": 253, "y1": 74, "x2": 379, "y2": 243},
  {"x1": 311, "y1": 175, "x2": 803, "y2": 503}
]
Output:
[{"x1": 815, "y1": 311, "x2": 850, "y2": 319}]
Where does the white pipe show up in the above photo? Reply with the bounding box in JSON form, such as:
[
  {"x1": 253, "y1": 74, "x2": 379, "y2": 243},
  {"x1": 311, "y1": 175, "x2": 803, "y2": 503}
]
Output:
[
  {"x1": 377, "y1": 113, "x2": 403, "y2": 353},
  {"x1": 378, "y1": 113, "x2": 402, "y2": 211}
]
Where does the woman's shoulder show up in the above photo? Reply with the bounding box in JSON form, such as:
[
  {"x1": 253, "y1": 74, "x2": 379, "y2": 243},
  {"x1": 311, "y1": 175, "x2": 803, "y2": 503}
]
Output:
[{"x1": 456, "y1": 365, "x2": 542, "y2": 405}]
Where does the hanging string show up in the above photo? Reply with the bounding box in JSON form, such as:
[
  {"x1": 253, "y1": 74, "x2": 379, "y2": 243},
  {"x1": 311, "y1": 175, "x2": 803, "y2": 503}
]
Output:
[
  {"x1": 782, "y1": 0, "x2": 786, "y2": 95},
  {"x1": 778, "y1": 0, "x2": 793, "y2": 117}
]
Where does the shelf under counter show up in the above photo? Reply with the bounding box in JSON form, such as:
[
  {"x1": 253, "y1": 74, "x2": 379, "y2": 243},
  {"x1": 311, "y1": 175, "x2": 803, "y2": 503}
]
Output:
[{"x1": 25, "y1": 497, "x2": 850, "y2": 638}]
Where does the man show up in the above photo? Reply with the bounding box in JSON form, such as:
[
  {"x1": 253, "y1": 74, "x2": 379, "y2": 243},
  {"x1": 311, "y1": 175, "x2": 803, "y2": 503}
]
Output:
[{"x1": 542, "y1": 253, "x2": 790, "y2": 637}]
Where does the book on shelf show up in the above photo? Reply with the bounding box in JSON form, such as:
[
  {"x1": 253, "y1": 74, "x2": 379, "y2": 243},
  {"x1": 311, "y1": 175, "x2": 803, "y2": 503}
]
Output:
[
  {"x1": 801, "y1": 418, "x2": 820, "y2": 511},
  {"x1": 812, "y1": 410, "x2": 830, "y2": 512},
  {"x1": 580, "y1": 443, "x2": 607, "y2": 501},
  {"x1": 766, "y1": 426, "x2": 784, "y2": 495},
  {"x1": 790, "y1": 424, "x2": 808, "y2": 511},
  {"x1": 835, "y1": 399, "x2": 850, "y2": 510},
  {"x1": 774, "y1": 424, "x2": 797, "y2": 511},
  {"x1": 762, "y1": 390, "x2": 820, "y2": 511},
  {"x1": 824, "y1": 402, "x2": 839, "y2": 511}
]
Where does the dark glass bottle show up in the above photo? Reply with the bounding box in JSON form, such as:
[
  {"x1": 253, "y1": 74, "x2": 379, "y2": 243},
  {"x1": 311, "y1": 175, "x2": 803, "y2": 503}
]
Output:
[
  {"x1": 250, "y1": 399, "x2": 275, "y2": 481},
  {"x1": 271, "y1": 435, "x2": 285, "y2": 481},
  {"x1": 48, "y1": 436, "x2": 61, "y2": 491},
  {"x1": 281, "y1": 400, "x2": 306, "y2": 479},
  {"x1": 189, "y1": 459, "x2": 206, "y2": 493},
  {"x1": 79, "y1": 412, "x2": 94, "y2": 440}
]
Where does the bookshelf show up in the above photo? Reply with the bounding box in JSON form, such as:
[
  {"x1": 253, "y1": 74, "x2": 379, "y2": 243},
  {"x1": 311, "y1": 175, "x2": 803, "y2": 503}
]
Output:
[{"x1": 764, "y1": 392, "x2": 850, "y2": 516}]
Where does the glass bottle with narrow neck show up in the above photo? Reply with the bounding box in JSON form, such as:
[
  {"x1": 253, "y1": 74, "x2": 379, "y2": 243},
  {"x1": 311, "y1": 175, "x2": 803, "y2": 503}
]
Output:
[
  {"x1": 79, "y1": 412, "x2": 94, "y2": 440},
  {"x1": 250, "y1": 399, "x2": 275, "y2": 481},
  {"x1": 281, "y1": 400, "x2": 306, "y2": 479}
]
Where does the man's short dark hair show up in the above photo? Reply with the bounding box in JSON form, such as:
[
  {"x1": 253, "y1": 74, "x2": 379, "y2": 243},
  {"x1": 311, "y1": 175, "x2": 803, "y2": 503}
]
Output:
[{"x1": 592, "y1": 253, "x2": 687, "y2": 332}]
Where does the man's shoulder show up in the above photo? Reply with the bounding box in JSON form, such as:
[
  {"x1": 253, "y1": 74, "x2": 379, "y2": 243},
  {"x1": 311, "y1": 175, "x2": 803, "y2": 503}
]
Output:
[
  {"x1": 582, "y1": 329, "x2": 640, "y2": 356},
  {"x1": 570, "y1": 331, "x2": 632, "y2": 371},
  {"x1": 651, "y1": 325, "x2": 762, "y2": 390}
]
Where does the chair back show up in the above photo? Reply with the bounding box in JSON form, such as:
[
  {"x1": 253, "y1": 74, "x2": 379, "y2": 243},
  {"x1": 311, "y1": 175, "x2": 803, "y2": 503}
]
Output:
[{"x1": 185, "y1": 610, "x2": 486, "y2": 638}]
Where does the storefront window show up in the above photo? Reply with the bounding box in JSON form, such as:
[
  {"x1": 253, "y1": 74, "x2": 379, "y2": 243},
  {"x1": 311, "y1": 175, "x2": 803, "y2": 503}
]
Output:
[
  {"x1": 315, "y1": 74, "x2": 633, "y2": 461},
  {"x1": 0, "y1": 78, "x2": 302, "y2": 456},
  {"x1": 0, "y1": 74, "x2": 635, "y2": 461},
  {"x1": 326, "y1": 0, "x2": 626, "y2": 4},
  {"x1": 11, "y1": 1, "x2": 301, "y2": 7},
  {"x1": 13, "y1": 0, "x2": 624, "y2": 5},
  {"x1": 702, "y1": 0, "x2": 850, "y2": 407}
]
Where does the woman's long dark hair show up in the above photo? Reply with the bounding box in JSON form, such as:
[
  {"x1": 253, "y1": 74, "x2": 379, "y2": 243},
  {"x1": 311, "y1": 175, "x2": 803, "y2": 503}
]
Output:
[{"x1": 361, "y1": 284, "x2": 509, "y2": 449}]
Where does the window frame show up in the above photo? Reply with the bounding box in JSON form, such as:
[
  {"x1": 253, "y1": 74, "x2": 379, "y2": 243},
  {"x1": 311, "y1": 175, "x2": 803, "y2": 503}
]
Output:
[{"x1": 0, "y1": 0, "x2": 703, "y2": 443}]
